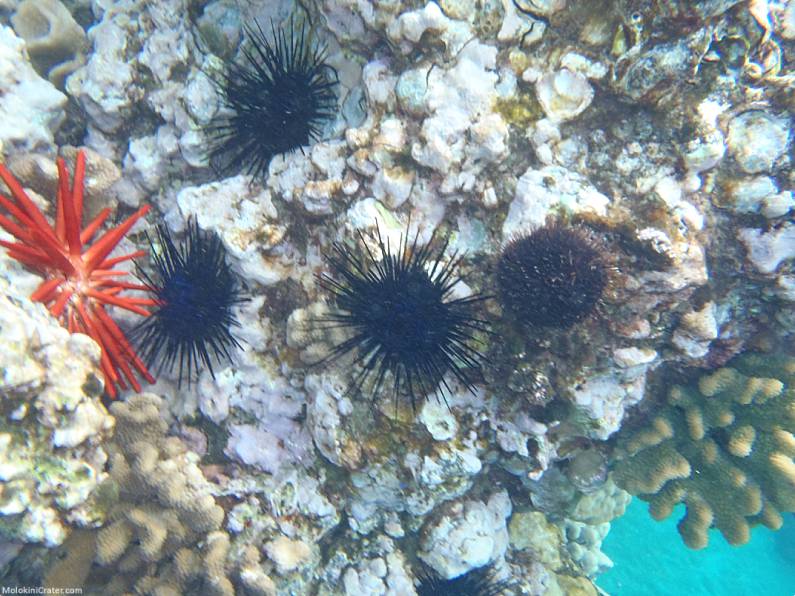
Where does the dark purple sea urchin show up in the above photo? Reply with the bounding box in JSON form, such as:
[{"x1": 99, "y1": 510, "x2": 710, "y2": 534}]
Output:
[
  {"x1": 133, "y1": 219, "x2": 246, "y2": 386},
  {"x1": 206, "y1": 19, "x2": 338, "y2": 178},
  {"x1": 316, "y1": 226, "x2": 489, "y2": 411},
  {"x1": 497, "y1": 223, "x2": 608, "y2": 328}
]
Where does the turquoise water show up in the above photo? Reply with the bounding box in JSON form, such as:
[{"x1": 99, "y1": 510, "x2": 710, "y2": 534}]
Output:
[{"x1": 598, "y1": 499, "x2": 795, "y2": 596}]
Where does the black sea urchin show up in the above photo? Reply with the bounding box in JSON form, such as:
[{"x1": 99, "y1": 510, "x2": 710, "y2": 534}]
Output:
[
  {"x1": 497, "y1": 223, "x2": 607, "y2": 328},
  {"x1": 134, "y1": 219, "x2": 245, "y2": 386},
  {"x1": 206, "y1": 18, "x2": 338, "y2": 179},
  {"x1": 316, "y1": 226, "x2": 489, "y2": 411},
  {"x1": 416, "y1": 565, "x2": 514, "y2": 596}
]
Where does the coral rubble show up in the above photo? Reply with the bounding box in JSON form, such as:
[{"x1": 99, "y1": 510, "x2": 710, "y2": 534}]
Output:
[{"x1": 0, "y1": 290, "x2": 112, "y2": 548}]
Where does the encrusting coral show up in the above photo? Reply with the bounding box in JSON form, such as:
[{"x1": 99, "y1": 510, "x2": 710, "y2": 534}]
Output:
[
  {"x1": 10, "y1": 0, "x2": 87, "y2": 89},
  {"x1": 44, "y1": 393, "x2": 235, "y2": 595},
  {"x1": 613, "y1": 353, "x2": 795, "y2": 549}
]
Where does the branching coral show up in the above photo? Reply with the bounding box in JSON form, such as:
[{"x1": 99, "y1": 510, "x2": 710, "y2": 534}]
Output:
[
  {"x1": 44, "y1": 393, "x2": 235, "y2": 595},
  {"x1": 613, "y1": 353, "x2": 795, "y2": 548},
  {"x1": 97, "y1": 393, "x2": 231, "y2": 594},
  {"x1": 0, "y1": 150, "x2": 153, "y2": 397}
]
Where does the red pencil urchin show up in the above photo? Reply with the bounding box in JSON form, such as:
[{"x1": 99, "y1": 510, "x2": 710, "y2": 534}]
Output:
[{"x1": 0, "y1": 150, "x2": 155, "y2": 398}]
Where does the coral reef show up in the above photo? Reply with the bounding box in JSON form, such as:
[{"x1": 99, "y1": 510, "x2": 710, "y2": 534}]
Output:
[
  {"x1": 508, "y1": 478, "x2": 629, "y2": 587},
  {"x1": 419, "y1": 492, "x2": 511, "y2": 579},
  {"x1": 0, "y1": 289, "x2": 112, "y2": 548},
  {"x1": 44, "y1": 393, "x2": 237, "y2": 594},
  {"x1": 614, "y1": 354, "x2": 795, "y2": 549},
  {"x1": 10, "y1": 0, "x2": 87, "y2": 89},
  {"x1": 0, "y1": 25, "x2": 66, "y2": 153},
  {"x1": 1, "y1": 0, "x2": 794, "y2": 592}
]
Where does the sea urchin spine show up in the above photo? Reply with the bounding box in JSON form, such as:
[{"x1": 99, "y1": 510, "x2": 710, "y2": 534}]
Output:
[
  {"x1": 497, "y1": 222, "x2": 608, "y2": 328},
  {"x1": 133, "y1": 219, "x2": 245, "y2": 386},
  {"x1": 316, "y1": 225, "x2": 489, "y2": 411},
  {"x1": 0, "y1": 150, "x2": 154, "y2": 398},
  {"x1": 416, "y1": 564, "x2": 514, "y2": 596},
  {"x1": 206, "y1": 18, "x2": 338, "y2": 178}
]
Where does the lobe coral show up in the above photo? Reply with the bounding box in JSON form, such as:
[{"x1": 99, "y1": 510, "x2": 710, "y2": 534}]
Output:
[{"x1": 0, "y1": 150, "x2": 154, "y2": 397}]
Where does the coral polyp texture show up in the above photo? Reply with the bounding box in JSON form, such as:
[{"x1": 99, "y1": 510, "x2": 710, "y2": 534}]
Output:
[
  {"x1": 43, "y1": 393, "x2": 235, "y2": 594},
  {"x1": 206, "y1": 18, "x2": 338, "y2": 179},
  {"x1": 497, "y1": 223, "x2": 608, "y2": 328},
  {"x1": 0, "y1": 150, "x2": 154, "y2": 398},
  {"x1": 613, "y1": 353, "x2": 795, "y2": 549},
  {"x1": 416, "y1": 564, "x2": 513, "y2": 596},
  {"x1": 316, "y1": 226, "x2": 489, "y2": 410},
  {"x1": 133, "y1": 219, "x2": 245, "y2": 386}
]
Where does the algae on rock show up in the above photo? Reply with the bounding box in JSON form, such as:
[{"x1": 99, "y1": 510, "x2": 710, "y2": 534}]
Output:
[
  {"x1": 0, "y1": 291, "x2": 113, "y2": 548},
  {"x1": 613, "y1": 353, "x2": 795, "y2": 548}
]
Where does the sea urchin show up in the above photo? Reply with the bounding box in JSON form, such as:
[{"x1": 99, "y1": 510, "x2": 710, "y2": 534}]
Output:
[
  {"x1": 497, "y1": 222, "x2": 608, "y2": 328},
  {"x1": 206, "y1": 18, "x2": 338, "y2": 178},
  {"x1": 317, "y1": 225, "x2": 489, "y2": 411},
  {"x1": 416, "y1": 565, "x2": 514, "y2": 596},
  {"x1": 133, "y1": 219, "x2": 245, "y2": 386},
  {"x1": 0, "y1": 150, "x2": 154, "y2": 398}
]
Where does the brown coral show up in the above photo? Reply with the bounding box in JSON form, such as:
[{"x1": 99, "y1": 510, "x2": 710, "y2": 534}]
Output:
[
  {"x1": 613, "y1": 353, "x2": 795, "y2": 548},
  {"x1": 44, "y1": 393, "x2": 235, "y2": 595}
]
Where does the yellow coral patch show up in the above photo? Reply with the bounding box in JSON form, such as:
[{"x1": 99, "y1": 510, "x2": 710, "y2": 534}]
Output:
[
  {"x1": 614, "y1": 353, "x2": 795, "y2": 549},
  {"x1": 728, "y1": 425, "x2": 756, "y2": 457}
]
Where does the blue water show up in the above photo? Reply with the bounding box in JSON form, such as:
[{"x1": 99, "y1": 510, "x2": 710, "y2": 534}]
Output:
[{"x1": 598, "y1": 498, "x2": 795, "y2": 596}]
